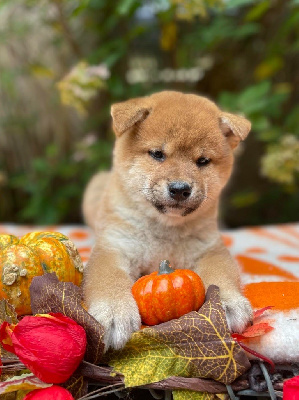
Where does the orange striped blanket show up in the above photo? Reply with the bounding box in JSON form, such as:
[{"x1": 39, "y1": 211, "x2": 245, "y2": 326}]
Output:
[{"x1": 1, "y1": 223, "x2": 299, "y2": 364}]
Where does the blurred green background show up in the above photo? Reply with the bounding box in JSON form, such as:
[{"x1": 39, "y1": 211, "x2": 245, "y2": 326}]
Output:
[{"x1": 0, "y1": 0, "x2": 298, "y2": 227}]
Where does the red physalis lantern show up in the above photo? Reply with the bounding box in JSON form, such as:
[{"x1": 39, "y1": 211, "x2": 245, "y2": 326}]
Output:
[
  {"x1": 283, "y1": 376, "x2": 299, "y2": 400},
  {"x1": 23, "y1": 386, "x2": 74, "y2": 399},
  {"x1": 0, "y1": 313, "x2": 86, "y2": 383}
]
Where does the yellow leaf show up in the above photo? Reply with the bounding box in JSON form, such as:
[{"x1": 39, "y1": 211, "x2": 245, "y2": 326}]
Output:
[
  {"x1": 254, "y1": 57, "x2": 284, "y2": 80},
  {"x1": 0, "y1": 373, "x2": 51, "y2": 394},
  {"x1": 160, "y1": 22, "x2": 177, "y2": 51},
  {"x1": 29, "y1": 65, "x2": 54, "y2": 78}
]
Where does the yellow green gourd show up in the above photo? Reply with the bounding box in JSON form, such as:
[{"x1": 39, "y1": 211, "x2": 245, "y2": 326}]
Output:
[{"x1": 0, "y1": 232, "x2": 83, "y2": 315}]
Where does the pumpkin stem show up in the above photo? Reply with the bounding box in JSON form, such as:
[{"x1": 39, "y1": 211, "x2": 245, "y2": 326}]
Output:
[{"x1": 158, "y1": 260, "x2": 174, "y2": 275}]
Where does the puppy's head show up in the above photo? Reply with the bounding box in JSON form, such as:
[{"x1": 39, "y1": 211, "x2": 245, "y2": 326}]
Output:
[{"x1": 111, "y1": 91, "x2": 250, "y2": 223}]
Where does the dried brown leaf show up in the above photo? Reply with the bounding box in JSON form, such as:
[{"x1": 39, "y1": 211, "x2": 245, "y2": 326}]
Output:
[{"x1": 62, "y1": 371, "x2": 88, "y2": 399}]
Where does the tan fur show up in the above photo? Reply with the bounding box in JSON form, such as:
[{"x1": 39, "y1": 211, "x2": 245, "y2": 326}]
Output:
[{"x1": 82, "y1": 91, "x2": 253, "y2": 350}]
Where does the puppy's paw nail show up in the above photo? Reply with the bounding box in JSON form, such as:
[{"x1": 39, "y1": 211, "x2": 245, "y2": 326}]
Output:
[{"x1": 222, "y1": 294, "x2": 253, "y2": 333}]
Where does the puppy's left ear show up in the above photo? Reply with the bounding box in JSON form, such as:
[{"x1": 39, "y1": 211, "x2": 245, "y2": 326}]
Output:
[{"x1": 219, "y1": 112, "x2": 251, "y2": 149}]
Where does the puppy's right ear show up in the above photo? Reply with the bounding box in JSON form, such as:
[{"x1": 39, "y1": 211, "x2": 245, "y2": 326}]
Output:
[{"x1": 111, "y1": 98, "x2": 151, "y2": 136}]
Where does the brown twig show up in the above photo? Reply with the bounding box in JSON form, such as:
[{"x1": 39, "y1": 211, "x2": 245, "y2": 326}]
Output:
[{"x1": 77, "y1": 382, "x2": 125, "y2": 400}]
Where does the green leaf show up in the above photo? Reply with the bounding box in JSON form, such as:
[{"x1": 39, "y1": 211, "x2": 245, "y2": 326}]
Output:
[
  {"x1": 245, "y1": 0, "x2": 270, "y2": 21},
  {"x1": 218, "y1": 81, "x2": 289, "y2": 119},
  {"x1": 238, "y1": 81, "x2": 271, "y2": 110},
  {"x1": 71, "y1": 0, "x2": 91, "y2": 17},
  {"x1": 116, "y1": 0, "x2": 140, "y2": 15},
  {"x1": 256, "y1": 128, "x2": 281, "y2": 143},
  {"x1": 250, "y1": 115, "x2": 270, "y2": 132},
  {"x1": 230, "y1": 191, "x2": 259, "y2": 208},
  {"x1": 285, "y1": 105, "x2": 299, "y2": 135},
  {"x1": 226, "y1": 0, "x2": 257, "y2": 10}
]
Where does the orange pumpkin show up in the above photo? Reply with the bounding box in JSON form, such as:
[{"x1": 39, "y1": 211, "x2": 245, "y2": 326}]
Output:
[
  {"x1": 0, "y1": 232, "x2": 83, "y2": 316},
  {"x1": 132, "y1": 260, "x2": 205, "y2": 325}
]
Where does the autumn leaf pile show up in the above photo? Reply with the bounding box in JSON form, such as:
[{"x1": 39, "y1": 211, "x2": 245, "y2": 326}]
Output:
[
  {"x1": 108, "y1": 285, "x2": 250, "y2": 387},
  {"x1": 0, "y1": 273, "x2": 251, "y2": 399}
]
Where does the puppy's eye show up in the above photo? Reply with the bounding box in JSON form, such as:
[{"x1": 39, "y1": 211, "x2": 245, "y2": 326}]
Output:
[
  {"x1": 149, "y1": 150, "x2": 165, "y2": 161},
  {"x1": 196, "y1": 157, "x2": 211, "y2": 167}
]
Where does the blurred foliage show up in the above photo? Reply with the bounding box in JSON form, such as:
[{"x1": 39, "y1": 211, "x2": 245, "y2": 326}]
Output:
[
  {"x1": 57, "y1": 61, "x2": 110, "y2": 114},
  {"x1": 11, "y1": 138, "x2": 111, "y2": 224},
  {"x1": 261, "y1": 135, "x2": 299, "y2": 186},
  {"x1": 169, "y1": 0, "x2": 223, "y2": 19},
  {"x1": 0, "y1": 0, "x2": 298, "y2": 226}
]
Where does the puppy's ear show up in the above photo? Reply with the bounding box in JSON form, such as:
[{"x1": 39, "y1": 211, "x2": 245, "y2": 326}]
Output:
[
  {"x1": 111, "y1": 98, "x2": 151, "y2": 136},
  {"x1": 219, "y1": 112, "x2": 251, "y2": 149}
]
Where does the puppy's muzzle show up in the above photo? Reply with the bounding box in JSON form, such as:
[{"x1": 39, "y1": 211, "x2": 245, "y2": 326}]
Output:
[{"x1": 168, "y1": 181, "x2": 192, "y2": 202}]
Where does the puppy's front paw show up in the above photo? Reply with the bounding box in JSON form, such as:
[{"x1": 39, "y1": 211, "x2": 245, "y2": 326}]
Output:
[
  {"x1": 222, "y1": 293, "x2": 253, "y2": 333},
  {"x1": 88, "y1": 293, "x2": 141, "y2": 351}
]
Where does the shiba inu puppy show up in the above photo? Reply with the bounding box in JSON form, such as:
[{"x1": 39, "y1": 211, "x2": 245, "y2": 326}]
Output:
[{"x1": 82, "y1": 91, "x2": 252, "y2": 350}]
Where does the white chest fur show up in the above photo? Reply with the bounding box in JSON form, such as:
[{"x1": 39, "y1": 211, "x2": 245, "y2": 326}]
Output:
[{"x1": 96, "y1": 205, "x2": 219, "y2": 281}]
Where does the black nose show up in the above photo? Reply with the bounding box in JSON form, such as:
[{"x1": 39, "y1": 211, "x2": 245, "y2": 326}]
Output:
[{"x1": 168, "y1": 181, "x2": 192, "y2": 201}]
